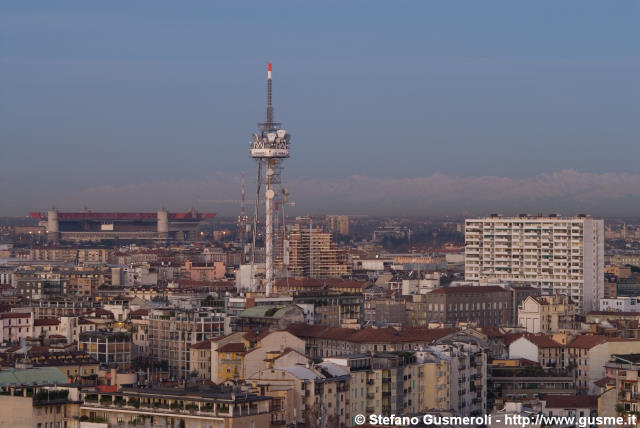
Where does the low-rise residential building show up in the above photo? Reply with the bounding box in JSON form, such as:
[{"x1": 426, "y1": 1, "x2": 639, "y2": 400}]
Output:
[
  {"x1": 600, "y1": 296, "x2": 640, "y2": 313},
  {"x1": 149, "y1": 308, "x2": 229, "y2": 380},
  {"x1": 211, "y1": 330, "x2": 306, "y2": 384},
  {"x1": 190, "y1": 339, "x2": 211, "y2": 381},
  {"x1": 506, "y1": 333, "x2": 564, "y2": 367},
  {"x1": 518, "y1": 294, "x2": 576, "y2": 333},
  {"x1": 79, "y1": 330, "x2": 132, "y2": 369},
  {"x1": 129, "y1": 308, "x2": 149, "y2": 357},
  {"x1": 33, "y1": 317, "x2": 62, "y2": 339},
  {"x1": 566, "y1": 335, "x2": 640, "y2": 394},
  {"x1": 541, "y1": 394, "x2": 598, "y2": 420},
  {"x1": 80, "y1": 386, "x2": 272, "y2": 428},
  {"x1": 487, "y1": 359, "x2": 575, "y2": 411},
  {"x1": 292, "y1": 293, "x2": 363, "y2": 328},
  {"x1": 0, "y1": 312, "x2": 33, "y2": 344},
  {"x1": 424, "y1": 286, "x2": 512, "y2": 327},
  {"x1": 605, "y1": 353, "x2": 640, "y2": 416},
  {"x1": 0, "y1": 368, "x2": 80, "y2": 428},
  {"x1": 418, "y1": 341, "x2": 487, "y2": 417},
  {"x1": 182, "y1": 260, "x2": 226, "y2": 281},
  {"x1": 249, "y1": 363, "x2": 350, "y2": 428},
  {"x1": 286, "y1": 323, "x2": 459, "y2": 359}
]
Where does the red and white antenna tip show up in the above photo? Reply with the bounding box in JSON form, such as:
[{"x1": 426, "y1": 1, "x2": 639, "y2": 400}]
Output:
[
  {"x1": 268, "y1": 62, "x2": 272, "y2": 79},
  {"x1": 268, "y1": 62, "x2": 272, "y2": 72}
]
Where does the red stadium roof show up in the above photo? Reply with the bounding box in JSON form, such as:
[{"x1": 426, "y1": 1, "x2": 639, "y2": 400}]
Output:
[{"x1": 30, "y1": 211, "x2": 215, "y2": 220}]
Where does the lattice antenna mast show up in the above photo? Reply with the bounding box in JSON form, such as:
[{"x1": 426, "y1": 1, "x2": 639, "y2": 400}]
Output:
[
  {"x1": 249, "y1": 62, "x2": 291, "y2": 297},
  {"x1": 240, "y1": 171, "x2": 247, "y2": 261}
]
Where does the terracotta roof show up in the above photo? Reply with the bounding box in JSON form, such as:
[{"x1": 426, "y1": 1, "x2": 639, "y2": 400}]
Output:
[
  {"x1": 243, "y1": 328, "x2": 271, "y2": 343},
  {"x1": 428, "y1": 286, "x2": 508, "y2": 295},
  {"x1": 34, "y1": 318, "x2": 60, "y2": 326},
  {"x1": 322, "y1": 279, "x2": 369, "y2": 290},
  {"x1": 190, "y1": 340, "x2": 211, "y2": 350},
  {"x1": 276, "y1": 347, "x2": 297, "y2": 359},
  {"x1": 481, "y1": 326, "x2": 505, "y2": 338},
  {"x1": 517, "y1": 358, "x2": 539, "y2": 366},
  {"x1": 527, "y1": 334, "x2": 563, "y2": 348},
  {"x1": 274, "y1": 278, "x2": 369, "y2": 291},
  {"x1": 594, "y1": 376, "x2": 615, "y2": 387},
  {"x1": 274, "y1": 278, "x2": 323, "y2": 288},
  {"x1": 286, "y1": 323, "x2": 457, "y2": 344},
  {"x1": 543, "y1": 394, "x2": 598, "y2": 409},
  {"x1": 1, "y1": 312, "x2": 31, "y2": 319},
  {"x1": 177, "y1": 280, "x2": 235, "y2": 289},
  {"x1": 217, "y1": 343, "x2": 247, "y2": 353},
  {"x1": 286, "y1": 323, "x2": 328, "y2": 338},
  {"x1": 531, "y1": 296, "x2": 549, "y2": 305},
  {"x1": 211, "y1": 333, "x2": 233, "y2": 342},
  {"x1": 92, "y1": 309, "x2": 113, "y2": 316},
  {"x1": 263, "y1": 348, "x2": 306, "y2": 363},
  {"x1": 319, "y1": 327, "x2": 360, "y2": 341},
  {"x1": 129, "y1": 309, "x2": 149, "y2": 316},
  {"x1": 503, "y1": 333, "x2": 524, "y2": 346},
  {"x1": 504, "y1": 333, "x2": 562, "y2": 348},
  {"x1": 567, "y1": 335, "x2": 609, "y2": 349},
  {"x1": 588, "y1": 311, "x2": 640, "y2": 317}
]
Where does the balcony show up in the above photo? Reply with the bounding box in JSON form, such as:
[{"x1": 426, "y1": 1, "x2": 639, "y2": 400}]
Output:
[
  {"x1": 82, "y1": 396, "x2": 234, "y2": 418},
  {"x1": 33, "y1": 389, "x2": 77, "y2": 406}
]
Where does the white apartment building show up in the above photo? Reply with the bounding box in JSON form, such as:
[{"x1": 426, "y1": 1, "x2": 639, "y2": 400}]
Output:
[
  {"x1": 465, "y1": 215, "x2": 604, "y2": 313},
  {"x1": 600, "y1": 296, "x2": 640, "y2": 313}
]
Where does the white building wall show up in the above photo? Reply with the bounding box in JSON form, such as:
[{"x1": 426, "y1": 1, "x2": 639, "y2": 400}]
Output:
[
  {"x1": 518, "y1": 298, "x2": 542, "y2": 333},
  {"x1": 508, "y1": 338, "x2": 538, "y2": 362},
  {"x1": 465, "y1": 216, "x2": 604, "y2": 313},
  {"x1": 600, "y1": 297, "x2": 640, "y2": 312}
]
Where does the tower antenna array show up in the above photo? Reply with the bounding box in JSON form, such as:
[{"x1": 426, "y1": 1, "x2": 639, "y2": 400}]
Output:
[{"x1": 249, "y1": 62, "x2": 291, "y2": 296}]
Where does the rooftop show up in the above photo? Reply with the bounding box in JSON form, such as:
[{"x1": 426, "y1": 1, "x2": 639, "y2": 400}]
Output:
[
  {"x1": 286, "y1": 323, "x2": 458, "y2": 344},
  {"x1": 238, "y1": 305, "x2": 299, "y2": 319},
  {"x1": 543, "y1": 394, "x2": 598, "y2": 409},
  {"x1": 0, "y1": 367, "x2": 68, "y2": 386},
  {"x1": 611, "y1": 354, "x2": 640, "y2": 365},
  {"x1": 428, "y1": 285, "x2": 507, "y2": 295}
]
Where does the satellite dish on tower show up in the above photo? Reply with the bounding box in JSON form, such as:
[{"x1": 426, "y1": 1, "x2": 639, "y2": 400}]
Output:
[{"x1": 266, "y1": 189, "x2": 275, "y2": 199}]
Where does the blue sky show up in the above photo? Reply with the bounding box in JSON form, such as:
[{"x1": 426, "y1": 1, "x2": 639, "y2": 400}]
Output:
[{"x1": 1, "y1": 1, "x2": 638, "y2": 215}]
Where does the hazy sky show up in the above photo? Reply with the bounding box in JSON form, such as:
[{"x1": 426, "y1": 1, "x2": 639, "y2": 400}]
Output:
[{"x1": 1, "y1": 1, "x2": 639, "y2": 216}]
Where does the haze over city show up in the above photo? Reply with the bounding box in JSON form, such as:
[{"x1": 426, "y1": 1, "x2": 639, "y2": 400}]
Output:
[{"x1": 1, "y1": 0, "x2": 638, "y2": 216}]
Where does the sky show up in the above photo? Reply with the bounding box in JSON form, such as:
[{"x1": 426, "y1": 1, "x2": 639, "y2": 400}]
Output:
[{"x1": 1, "y1": 1, "x2": 639, "y2": 216}]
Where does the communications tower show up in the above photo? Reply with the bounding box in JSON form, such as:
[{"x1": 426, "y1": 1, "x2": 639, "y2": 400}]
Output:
[{"x1": 249, "y1": 63, "x2": 291, "y2": 296}]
